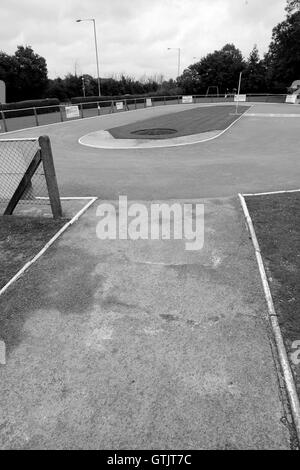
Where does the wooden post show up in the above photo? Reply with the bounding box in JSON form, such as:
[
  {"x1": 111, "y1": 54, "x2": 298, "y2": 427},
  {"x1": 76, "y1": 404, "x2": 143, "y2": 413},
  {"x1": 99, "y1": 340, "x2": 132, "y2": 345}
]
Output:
[
  {"x1": 33, "y1": 107, "x2": 39, "y2": 126},
  {"x1": 97, "y1": 102, "x2": 101, "y2": 115},
  {"x1": 1, "y1": 110, "x2": 8, "y2": 132},
  {"x1": 59, "y1": 106, "x2": 64, "y2": 122},
  {"x1": 38, "y1": 136, "x2": 63, "y2": 219}
]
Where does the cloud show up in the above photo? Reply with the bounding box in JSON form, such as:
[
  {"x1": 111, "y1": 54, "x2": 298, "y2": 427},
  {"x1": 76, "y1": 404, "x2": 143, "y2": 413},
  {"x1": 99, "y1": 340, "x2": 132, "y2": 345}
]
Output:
[{"x1": 0, "y1": 0, "x2": 287, "y2": 79}]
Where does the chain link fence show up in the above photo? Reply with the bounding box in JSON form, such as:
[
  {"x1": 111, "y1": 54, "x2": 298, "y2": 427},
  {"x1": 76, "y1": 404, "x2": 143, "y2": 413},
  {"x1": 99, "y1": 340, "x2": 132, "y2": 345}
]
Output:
[{"x1": 0, "y1": 138, "x2": 48, "y2": 214}]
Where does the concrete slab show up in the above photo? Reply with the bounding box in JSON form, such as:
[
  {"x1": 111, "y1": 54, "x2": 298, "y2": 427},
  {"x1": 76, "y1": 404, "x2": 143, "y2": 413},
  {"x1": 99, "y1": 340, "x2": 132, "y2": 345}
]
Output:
[{"x1": 0, "y1": 198, "x2": 291, "y2": 449}]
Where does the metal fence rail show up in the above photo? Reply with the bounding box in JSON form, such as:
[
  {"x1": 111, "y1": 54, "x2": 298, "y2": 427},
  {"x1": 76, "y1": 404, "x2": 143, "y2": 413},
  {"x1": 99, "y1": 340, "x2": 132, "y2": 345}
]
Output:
[{"x1": 0, "y1": 93, "x2": 289, "y2": 134}]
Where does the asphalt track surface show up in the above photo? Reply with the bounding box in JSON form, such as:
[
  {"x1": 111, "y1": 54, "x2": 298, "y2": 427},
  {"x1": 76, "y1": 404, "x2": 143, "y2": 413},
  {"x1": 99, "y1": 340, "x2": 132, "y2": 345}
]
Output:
[
  {"x1": 2, "y1": 102, "x2": 300, "y2": 200},
  {"x1": 1, "y1": 102, "x2": 300, "y2": 449}
]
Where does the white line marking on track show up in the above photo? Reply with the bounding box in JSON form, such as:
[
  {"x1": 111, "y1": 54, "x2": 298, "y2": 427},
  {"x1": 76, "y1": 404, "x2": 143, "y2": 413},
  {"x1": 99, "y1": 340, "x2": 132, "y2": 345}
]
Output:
[
  {"x1": 243, "y1": 189, "x2": 300, "y2": 197},
  {"x1": 245, "y1": 113, "x2": 300, "y2": 118},
  {"x1": 0, "y1": 197, "x2": 97, "y2": 298}
]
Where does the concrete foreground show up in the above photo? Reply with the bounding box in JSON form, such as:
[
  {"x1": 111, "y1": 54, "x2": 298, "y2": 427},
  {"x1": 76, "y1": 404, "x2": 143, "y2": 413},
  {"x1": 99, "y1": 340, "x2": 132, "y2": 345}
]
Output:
[{"x1": 0, "y1": 198, "x2": 291, "y2": 449}]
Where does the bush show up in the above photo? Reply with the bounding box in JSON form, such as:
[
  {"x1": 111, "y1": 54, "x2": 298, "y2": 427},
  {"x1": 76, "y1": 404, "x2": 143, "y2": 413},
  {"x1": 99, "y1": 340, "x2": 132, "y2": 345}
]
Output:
[
  {"x1": 71, "y1": 95, "x2": 151, "y2": 109},
  {"x1": 70, "y1": 92, "x2": 185, "y2": 109},
  {"x1": 0, "y1": 98, "x2": 60, "y2": 118}
]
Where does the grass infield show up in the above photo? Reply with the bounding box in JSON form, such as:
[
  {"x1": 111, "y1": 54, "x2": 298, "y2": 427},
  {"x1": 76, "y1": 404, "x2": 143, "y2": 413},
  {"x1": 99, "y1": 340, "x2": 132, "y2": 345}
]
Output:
[
  {"x1": 246, "y1": 192, "x2": 300, "y2": 397},
  {"x1": 0, "y1": 216, "x2": 67, "y2": 290},
  {"x1": 108, "y1": 105, "x2": 249, "y2": 140}
]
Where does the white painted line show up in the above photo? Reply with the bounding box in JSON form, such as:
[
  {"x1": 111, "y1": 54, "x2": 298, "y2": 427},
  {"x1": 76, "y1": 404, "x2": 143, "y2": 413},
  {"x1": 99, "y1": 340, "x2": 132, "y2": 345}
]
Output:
[
  {"x1": 239, "y1": 193, "x2": 300, "y2": 443},
  {"x1": 0, "y1": 137, "x2": 39, "y2": 142},
  {"x1": 0, "y1": 197, "x2": 97, "y2": 298},
  {"x1": 0, "y1": 340, "x2": 5, "y2": 365},
  {"x1": 37, "y1": 196, "x2": 98, "y2": 200},
  {"x1": 243, "y1": 189, "x2": 300, "y2": 197},
  {"x1": 245, "y1": 113, "x2": 300, "y2": 118}
]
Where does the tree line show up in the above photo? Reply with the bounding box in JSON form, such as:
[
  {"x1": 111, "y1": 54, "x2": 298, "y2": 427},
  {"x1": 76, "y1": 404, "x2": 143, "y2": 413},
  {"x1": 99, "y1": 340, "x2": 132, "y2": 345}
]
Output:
[{"x1": 0, "y1": 0, "x2": 299, "y2": 103}]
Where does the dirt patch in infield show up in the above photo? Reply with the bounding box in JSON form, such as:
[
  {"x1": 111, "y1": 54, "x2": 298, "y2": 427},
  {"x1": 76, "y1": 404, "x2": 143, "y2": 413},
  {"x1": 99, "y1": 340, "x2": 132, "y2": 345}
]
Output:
[
  {"x1": 0, "y1": 216, "x2": 67, "y2": 290},
  {"x1": 246, "y1": 192, "x2": 300, "y2": 397},
  {"x1": 108, "y1": 105, "x2": 249, "y2": 140}
]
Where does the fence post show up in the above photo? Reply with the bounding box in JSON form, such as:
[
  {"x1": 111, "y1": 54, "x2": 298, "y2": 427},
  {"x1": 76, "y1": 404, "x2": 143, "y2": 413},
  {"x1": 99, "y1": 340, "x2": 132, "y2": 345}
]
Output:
[
  {"x1": 1, "y1": 110, "x2": 8, "y2": 133},
  {"x1": 80, "y1": 103, "x2": 84, "y2": 118},
  {"x1": 134, "y1": 99, "x2": 137, "y2": 110},
  {"x1": 59, "y1": 106, "x2": 64, "y2": 122},
  {"x1": 177, "y1": 95, "x2": 180, "y2": 104},
  {"x1": 39, "y1": 136, "x2": 63, "y2": 219},
  {"x1": 164, "y1": 95, "x2": 166, "y2": 105},
  {"x1": 33, "y1": 107, "x2": 39, "y2": 126},
  {"x1": 97, "y1": 102, "x2": 101, "y2": 115}
]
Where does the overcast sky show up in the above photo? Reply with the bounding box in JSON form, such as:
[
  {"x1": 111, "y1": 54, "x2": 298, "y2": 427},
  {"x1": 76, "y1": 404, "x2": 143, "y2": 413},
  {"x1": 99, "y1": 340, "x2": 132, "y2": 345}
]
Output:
[{"x1": 0, "y1": 0, "x2": 287, "y2": 80}]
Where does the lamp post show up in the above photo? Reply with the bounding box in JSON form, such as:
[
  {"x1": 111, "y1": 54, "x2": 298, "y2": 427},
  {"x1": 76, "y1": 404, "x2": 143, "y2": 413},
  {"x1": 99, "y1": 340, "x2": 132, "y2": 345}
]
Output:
[
  {"x1": 76, "y1": 18, "x2": 101, "y2": 96},
  {"x1": 82, "y1": 76, "x2": 86, "y2": 97},
  {"x1": 167, "y1": 47, "x2": 181, "y2": 78}
]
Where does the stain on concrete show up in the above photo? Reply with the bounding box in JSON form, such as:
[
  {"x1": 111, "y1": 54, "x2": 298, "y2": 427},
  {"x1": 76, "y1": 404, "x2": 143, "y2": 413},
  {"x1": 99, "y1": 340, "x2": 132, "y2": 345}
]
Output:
[{"x1": 0, "y1": 245, "x2": 103, "y2": 355}]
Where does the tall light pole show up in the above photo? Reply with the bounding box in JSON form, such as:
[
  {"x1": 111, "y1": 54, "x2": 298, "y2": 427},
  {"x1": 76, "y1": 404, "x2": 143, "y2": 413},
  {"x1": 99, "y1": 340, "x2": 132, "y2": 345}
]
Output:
[
  {"x1": 76, "y1": 18, "x2": 101, "y2": 96},
  {"x1": 82, "y1": 76, "x2": 86, "y2": 97},
  {"x1": 167, "y1": 47, "x2": 181, "y2": 78}
]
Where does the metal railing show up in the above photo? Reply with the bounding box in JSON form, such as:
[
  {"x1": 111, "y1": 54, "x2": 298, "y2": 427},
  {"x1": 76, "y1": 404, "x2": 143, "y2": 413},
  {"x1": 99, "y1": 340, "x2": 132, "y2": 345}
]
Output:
[{"x1": 0, "y1": 93, "x2": 288, "y2": 134}]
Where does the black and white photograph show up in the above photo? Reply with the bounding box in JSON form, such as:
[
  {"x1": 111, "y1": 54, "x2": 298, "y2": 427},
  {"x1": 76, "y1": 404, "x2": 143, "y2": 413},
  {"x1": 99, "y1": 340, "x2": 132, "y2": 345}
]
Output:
[{"x1": 0, "y1": 0, "x2": 300, "y2": 455}]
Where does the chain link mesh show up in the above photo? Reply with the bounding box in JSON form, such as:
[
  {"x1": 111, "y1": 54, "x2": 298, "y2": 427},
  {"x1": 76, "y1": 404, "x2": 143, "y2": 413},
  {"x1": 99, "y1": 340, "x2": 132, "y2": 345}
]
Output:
[{"x1": 0, "y1": 138, "x2": 48, "y2": 208}]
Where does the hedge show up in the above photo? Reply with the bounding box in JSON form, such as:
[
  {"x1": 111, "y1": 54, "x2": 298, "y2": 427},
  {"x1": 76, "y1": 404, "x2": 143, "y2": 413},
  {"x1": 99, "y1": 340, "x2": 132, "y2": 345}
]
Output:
[
  {"x1": 70, "y1": 95, "x2": 154, "y2": 109},
  {"x1": 0, "y1": 98, "x2": 60, "y2": 118}
]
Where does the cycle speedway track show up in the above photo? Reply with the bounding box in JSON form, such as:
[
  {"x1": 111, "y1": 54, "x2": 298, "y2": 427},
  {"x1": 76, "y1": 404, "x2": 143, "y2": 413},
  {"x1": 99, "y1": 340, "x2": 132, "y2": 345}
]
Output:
[{"x1": 0, "y1": 102, "x2": 300, "y2": 449}]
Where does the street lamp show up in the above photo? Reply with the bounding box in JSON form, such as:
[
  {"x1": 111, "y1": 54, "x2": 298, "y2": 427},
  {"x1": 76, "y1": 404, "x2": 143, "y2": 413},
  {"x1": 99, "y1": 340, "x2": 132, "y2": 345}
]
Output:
[
  {"x1": 76, "y1": 18, "x2": 101, "y2": 96},
  {"x1": 82, "y1": 76, "x2": 86, "y2": 98},
  {"x1": 167, "y1": 47, "x2": 181, "y2": 78}
]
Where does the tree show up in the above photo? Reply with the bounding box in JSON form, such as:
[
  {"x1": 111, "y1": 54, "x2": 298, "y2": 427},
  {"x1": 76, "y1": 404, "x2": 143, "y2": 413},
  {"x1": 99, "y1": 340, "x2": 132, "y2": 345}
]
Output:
[
  {"x1": 0, "y1": 46, "x2": 48, "y2": 102},
  {"x1": 266, "y1": 11, "x2": 300, "y2": 91},
  {"x1": 178, "y1": 44, "x2": 246, "y2": 94},
  {"x1": 286, "y1": 0, "x2": 300, "y2": 14},
  {"x1": 13, "y1": 46, "x2": 48, "y2": 101},
  {"x1": 243, "y1": 45, "x2": 267, "y2": 93},
  {"x1": 0, "y1": 52, "x2": 21, "y2": 102}
]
